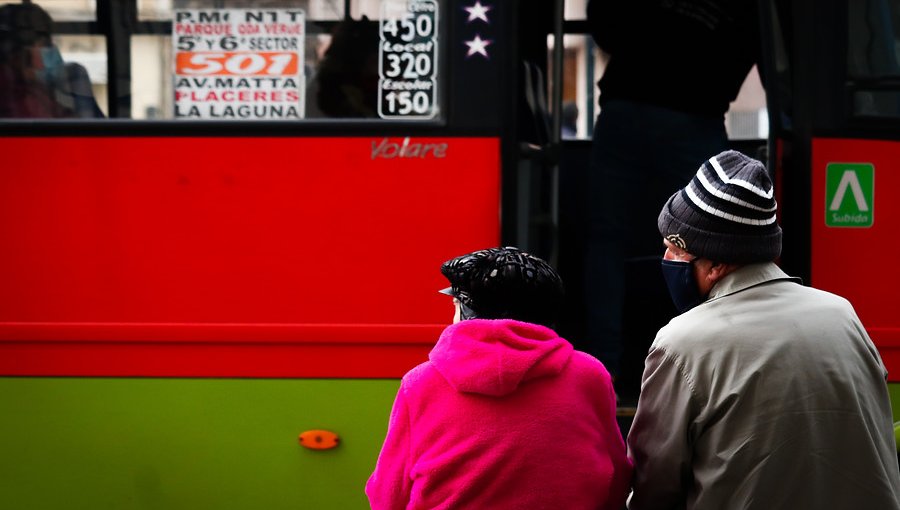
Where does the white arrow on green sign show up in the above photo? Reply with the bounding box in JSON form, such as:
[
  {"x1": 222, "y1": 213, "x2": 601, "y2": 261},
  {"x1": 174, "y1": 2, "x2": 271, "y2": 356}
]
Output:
[{"x1": 825, "y1": 163, "x2": 874, "y2": 228}]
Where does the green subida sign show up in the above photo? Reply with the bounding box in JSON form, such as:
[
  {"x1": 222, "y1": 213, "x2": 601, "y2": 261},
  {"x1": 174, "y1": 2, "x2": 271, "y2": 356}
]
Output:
[{"x1": 825, "y1": 163, "x2": 875, "y2": 227}]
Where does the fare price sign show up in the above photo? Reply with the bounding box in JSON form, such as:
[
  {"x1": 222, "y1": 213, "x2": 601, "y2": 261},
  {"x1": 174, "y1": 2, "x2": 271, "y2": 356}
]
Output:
[
  {"x1": 378, "y1": 0, "x2": 439, "y2": 119},
  {"x1": 173, "y1": 9, "x2": 305, "y2": 120}
]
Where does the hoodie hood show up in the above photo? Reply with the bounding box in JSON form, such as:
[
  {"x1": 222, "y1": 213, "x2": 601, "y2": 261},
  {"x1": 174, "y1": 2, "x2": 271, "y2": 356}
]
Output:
[{"x1": 429, "y1": 319, "x2": 574, "y2": 397}]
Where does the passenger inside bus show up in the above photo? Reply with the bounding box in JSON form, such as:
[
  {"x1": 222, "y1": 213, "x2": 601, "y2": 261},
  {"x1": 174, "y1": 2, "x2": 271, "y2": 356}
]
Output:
[
  {"x1": 306, "y1": 15, "x2": 379, "y2": 118},
  {"x1": 0, "y1": 1, "x2": 103, "y2": 118}
]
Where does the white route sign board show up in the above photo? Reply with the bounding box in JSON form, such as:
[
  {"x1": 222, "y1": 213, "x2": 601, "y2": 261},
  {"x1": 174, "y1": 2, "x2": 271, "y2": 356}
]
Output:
[{"x1": 173, "y1": 9, "x2": 305, "y2": 120}]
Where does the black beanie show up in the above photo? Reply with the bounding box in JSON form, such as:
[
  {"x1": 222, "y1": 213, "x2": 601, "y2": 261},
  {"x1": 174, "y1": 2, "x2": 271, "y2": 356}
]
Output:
[
  {"x1": 658, "y1": 150, "x2": 782, "y2": 263},
  {"x1": 439, "y1": 247, "x2": 564, "y2": 328}
]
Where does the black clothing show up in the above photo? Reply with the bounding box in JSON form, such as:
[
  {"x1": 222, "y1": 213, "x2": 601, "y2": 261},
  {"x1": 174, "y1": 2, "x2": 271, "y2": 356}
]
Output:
[{"x1": 588, "y1": 0, "x2": 760, "y2": 118}]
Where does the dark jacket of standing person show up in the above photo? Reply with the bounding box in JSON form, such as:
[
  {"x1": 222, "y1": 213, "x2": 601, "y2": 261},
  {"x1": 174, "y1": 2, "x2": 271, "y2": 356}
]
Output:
[{"x1": 582, "y1": 0, "x2": 761, "y2": 386}]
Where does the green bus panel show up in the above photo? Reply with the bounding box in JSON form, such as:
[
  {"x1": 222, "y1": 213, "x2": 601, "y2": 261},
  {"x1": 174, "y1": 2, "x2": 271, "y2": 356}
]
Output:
[
  {"x1": 891, "y1": 384, "x2": 900, "y2": 423},
  {"x1": 4, "y1": 378, "x2": 898, "y2": 509},
  {"x1": 0, "y1": 378, "x2": 399, "y2": 510}
]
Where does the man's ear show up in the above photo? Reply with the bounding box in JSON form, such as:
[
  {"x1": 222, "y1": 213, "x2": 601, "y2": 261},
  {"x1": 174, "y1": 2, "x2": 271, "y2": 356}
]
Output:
[{"x1": 707, "y1": 262, "x2": 738, "y2": 284}]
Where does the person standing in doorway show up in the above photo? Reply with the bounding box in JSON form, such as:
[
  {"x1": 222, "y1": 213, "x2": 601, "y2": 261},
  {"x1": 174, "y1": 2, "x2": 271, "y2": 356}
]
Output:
[{"x1": 583, "y1": 0, "x2": 760, "y2": 394}]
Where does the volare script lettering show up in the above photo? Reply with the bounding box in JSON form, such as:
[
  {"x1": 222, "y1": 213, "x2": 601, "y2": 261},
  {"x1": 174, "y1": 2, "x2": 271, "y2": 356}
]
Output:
[{"x1": 371, "y1": 137, "x2": 447, "y2": 159}]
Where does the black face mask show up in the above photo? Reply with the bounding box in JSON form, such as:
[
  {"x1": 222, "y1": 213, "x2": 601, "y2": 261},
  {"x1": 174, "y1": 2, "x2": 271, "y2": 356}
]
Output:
[{"x1": 660, "y1": 258, "x2": 705, "y2": 313}]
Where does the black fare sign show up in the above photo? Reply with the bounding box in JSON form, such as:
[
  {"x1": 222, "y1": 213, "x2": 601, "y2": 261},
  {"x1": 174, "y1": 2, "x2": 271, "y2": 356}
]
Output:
[{"x1": 378, "y1": 0, "x2": 438, "y2": 119}]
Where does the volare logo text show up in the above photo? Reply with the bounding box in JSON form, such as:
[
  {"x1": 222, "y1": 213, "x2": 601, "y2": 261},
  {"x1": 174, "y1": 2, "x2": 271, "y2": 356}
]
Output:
[{"x1": 371, "y1": 137, "x2": 447, "y2": 159}]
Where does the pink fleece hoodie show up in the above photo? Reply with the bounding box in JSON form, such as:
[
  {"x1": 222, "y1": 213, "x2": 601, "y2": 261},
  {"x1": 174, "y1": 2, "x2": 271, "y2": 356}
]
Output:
[{"x1": 366, "y1": 319, "x2": 632, "y2": 509}]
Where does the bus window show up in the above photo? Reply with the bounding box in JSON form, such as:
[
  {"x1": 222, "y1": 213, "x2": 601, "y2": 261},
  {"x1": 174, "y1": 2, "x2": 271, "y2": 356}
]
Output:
[
  {"x1": 725, "y1": 66, "x2": 767, "y2": 141},
  {"x1": 546, "y1": 33, "x2": 602, "y2": 140},
  {"x1": 132, "y1": 34, "x2": 170, "y2": 119},
  {"x1": 0, "y1": 1, "x2": 102, "y2": 118},
  {"x1": 40, "y1": 0, "x2": 96, "y2": 21},
  {"x1": 0, "y1": 0, "x2": 442, "y2": 121},
  {"x1": 848, "y1": 0, "x2": 900, "y2": 118},
  {"x1": 759, "y1": 0, "x2": 792, "y2": 134},
  {"x1": 57, "y1": 33, "x2": 108, "y2": 117}
]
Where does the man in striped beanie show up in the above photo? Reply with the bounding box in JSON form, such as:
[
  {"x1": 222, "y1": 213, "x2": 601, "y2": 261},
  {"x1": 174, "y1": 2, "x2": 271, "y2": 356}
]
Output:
[
  {"x1": 655, "y1": 149, "x2": 781, "y2": 312},
  {"x1": 626, "y1": 150, "x2": 900, "y2": 510}
]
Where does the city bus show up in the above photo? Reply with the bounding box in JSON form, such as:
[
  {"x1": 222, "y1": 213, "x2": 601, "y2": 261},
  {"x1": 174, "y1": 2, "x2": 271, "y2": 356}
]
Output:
[{"x1": 1, "y1": 0, "x2": 899, "y2": 508}]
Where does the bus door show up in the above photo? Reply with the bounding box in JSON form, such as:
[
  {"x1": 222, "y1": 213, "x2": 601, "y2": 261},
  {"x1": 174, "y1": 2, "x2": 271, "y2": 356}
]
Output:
[
  {"x1": 516, "y1": 1, "x2": 770, "y2": 401},
  {"x1": 761, "y1": 0, "x2": 900, "y2": 392},
  {"x1": 0, "y1": 1, "x2": 519, "y2": 508}
]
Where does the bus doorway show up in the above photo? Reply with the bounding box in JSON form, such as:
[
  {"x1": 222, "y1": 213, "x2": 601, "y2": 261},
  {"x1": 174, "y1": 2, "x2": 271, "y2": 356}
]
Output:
[
  {"x1": 511, "y1": 1, "x2": 769, "y2": 405},
  {"x1": 520, "y1": 0, "x2": 900, "y2": 430}
]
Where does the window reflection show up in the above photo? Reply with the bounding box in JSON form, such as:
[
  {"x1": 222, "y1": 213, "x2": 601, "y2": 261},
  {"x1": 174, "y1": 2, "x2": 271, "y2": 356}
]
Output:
[
  {"x1": 848, "y1": 0, "x2": 900, "y2": 118},
  {"x1": 848, "y1": 0, "x2": 900, "y2": 79},
  {"x1": 0, "y1": 2, "x2": 104, "y2": 118}
]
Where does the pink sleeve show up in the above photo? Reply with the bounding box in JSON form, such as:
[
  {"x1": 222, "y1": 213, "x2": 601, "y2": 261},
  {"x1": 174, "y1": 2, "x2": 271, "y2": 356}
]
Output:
[{"x1": 365, "y1": 385, "x2": 413, "y2": 510}]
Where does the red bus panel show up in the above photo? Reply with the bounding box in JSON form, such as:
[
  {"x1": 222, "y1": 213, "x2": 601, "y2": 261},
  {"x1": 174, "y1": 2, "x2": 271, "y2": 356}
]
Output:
[
  {"x1": 811, "y1": 137, "x2": 900, "y2": 379},
  {"x1": 0, "y1": 136, "x2": 501, "y2": 377}
]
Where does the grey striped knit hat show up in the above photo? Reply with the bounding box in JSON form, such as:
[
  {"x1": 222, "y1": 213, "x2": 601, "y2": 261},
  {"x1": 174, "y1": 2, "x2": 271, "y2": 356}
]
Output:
[{"x1": 658, "y1": 150, "x2": 782, "y2": 263}]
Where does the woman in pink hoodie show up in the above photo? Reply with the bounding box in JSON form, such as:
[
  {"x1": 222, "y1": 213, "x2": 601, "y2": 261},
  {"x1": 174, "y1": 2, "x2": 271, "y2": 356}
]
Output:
[{"x1": 366, "y1": 247, "x2": 632, "y2": 509}]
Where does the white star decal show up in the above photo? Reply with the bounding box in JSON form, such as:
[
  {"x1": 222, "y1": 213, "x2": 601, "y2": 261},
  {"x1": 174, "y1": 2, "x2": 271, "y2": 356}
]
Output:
[
  {"x1": 465, "y1": 34, "x2": 492, "y2": 58},
  {"x1": 464, "y1": 1, "x2": 492, "y2": 23}
]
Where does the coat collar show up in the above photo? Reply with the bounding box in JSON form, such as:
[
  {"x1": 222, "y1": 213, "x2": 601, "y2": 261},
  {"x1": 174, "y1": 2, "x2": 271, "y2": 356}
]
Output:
[{"x1": 707, "y1": 262, "x2": 802, "y2": 301}]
